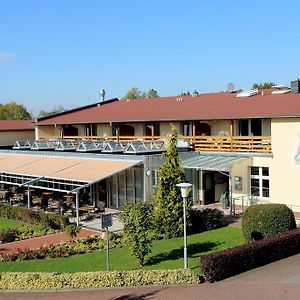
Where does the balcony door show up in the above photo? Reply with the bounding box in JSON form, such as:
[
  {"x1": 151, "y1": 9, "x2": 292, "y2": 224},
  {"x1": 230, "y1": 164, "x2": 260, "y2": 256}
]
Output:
[
  {"x1": 238, "y1": 119, "x2": 262, "y2": 136},
  {"x1": 119, "y1": 124, "x2": 134, "y2": 136},
  {"x1": 63, "y1": 125, "x2": 78, "y2": 136},
  {"x1": 195, "y1": 123, "x2": 211, "y2": 136}
]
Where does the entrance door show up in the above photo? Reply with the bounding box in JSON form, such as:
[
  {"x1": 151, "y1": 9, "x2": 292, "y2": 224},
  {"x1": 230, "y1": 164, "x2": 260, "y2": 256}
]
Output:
[{"x1": 203, "y1": 172, "x2": 215, "y2": 204}]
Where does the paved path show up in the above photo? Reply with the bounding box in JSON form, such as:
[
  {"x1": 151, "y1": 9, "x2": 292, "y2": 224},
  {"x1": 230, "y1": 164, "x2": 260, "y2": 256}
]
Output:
[
  {"x1": 1, "y1": 283, "x2": 299, "y2": 300},
  {"x1": 0, "y1": 228, "x2": 100, "y2": 254},
  {"x1": 3, "y1": 253, "x2": 300, "y2": 299}
]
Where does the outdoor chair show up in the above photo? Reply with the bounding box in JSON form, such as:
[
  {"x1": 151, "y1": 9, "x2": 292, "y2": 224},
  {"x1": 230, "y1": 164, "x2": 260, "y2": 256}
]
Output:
[{"x1": 96, "y1": 201, "x2": 105, "y2": 213}]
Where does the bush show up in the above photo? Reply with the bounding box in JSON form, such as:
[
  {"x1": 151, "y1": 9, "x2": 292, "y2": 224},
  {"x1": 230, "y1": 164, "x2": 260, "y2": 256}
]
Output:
[
  {"x1": 17, "y1": 225, "x2": 56, "y2": 240},
  {"x1": 190, "y1": 208, "x2": 224, "y2": 234},
  {"x1": 120, "y1": 201, "x2": 154, "y2": 266},
  {"x1": 242, "y1": 204, "x2": 296, "y2": 242},
  {"x1": 0, "y1": 228, "x2": 18, "y2": 243},
  {"x1": 0, "y1": 225, "x2": 56, "y2": 244},
  {"x1": 0, "y1": 269, "x2": 199, "y2": 289},
  {"x1": 65, "y1": 224, "x2": 80, "y2": 238},
  {"x1": 0, "y1": 203, "x2": 69, "y2": 230},
  {"x1": 201, "y1": 227, "x2": 300, "y2": 282}
]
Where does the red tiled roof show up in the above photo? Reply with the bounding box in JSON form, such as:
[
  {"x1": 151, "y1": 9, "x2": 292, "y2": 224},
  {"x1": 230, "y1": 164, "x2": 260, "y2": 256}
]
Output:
[
  {"x1": 0, "y1": 120, "x2": 34, "y2": 131},
  {"x1": 36, "y1": 92, "x2": 300, "y2": 125}
]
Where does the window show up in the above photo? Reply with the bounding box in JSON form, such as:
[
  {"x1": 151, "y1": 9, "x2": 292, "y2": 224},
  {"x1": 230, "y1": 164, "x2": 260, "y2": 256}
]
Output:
[
  {"x1": 152, "y1": 170, "x2": 158, "y2": 194},
  {"x1": 152, "y1": 170, "x2": 158, "y2": 187},
  {"x1": 250, "y1": 166, "x2": 270, "y2": 199},
  {"x1": 86, "y1": 124, "x2": 98, "y2": 136},
  {"x1": 182, "y1": 122, "x2": 192, "y2": 136}
]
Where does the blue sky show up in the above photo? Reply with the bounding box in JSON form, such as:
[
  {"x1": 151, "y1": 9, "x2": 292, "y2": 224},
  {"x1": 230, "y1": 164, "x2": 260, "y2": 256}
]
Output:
[{"x1": 1, "y1": 0, "x2": 300, "y2": 115}]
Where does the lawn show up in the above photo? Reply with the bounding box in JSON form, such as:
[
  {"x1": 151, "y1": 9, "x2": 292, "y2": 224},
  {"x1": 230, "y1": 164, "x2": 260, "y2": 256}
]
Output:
[
  {"x1": 0, "y1": 227, "x2": 244, "y2": 274},
  {"x1": 0, "y1": 217, "x2": 22, "y2": 230}
]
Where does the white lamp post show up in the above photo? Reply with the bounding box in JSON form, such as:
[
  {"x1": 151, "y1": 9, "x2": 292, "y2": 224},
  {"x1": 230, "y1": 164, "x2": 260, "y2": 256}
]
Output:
[{"x1": 176, "y1": 182, "x2": 193, "y2": 269}]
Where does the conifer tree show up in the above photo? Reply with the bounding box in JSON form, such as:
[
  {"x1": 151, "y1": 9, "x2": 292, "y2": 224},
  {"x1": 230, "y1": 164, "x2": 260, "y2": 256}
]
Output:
[{"x1": 154, "y1": 125, "x2": 192, "y2": 238}]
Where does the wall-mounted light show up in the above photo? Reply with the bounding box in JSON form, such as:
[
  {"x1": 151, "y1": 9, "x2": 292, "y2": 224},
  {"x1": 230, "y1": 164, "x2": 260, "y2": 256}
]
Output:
[{"x1": 146, "y1": 169, "x2": 151, "y2": 177}]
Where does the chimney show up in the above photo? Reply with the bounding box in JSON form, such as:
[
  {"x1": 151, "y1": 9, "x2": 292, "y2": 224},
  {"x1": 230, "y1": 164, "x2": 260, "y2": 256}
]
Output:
[
  {"x1": 99, "y1": 89, "x2": 105, "y2": 102},
  {"x1": 291, "y1": 79, "x2": 300, "y2": 93}
]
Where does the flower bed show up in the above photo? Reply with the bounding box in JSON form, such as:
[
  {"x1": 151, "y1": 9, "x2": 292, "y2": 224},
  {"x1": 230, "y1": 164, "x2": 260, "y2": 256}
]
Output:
[{"x1": 0, "y1": 232, "x2": 126, "y2": 262}]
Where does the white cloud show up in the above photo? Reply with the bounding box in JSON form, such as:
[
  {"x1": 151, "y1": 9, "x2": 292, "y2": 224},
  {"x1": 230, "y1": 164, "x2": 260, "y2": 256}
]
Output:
[{"x1": 0, "y1": 51, "x2": 17, "y2": 62}]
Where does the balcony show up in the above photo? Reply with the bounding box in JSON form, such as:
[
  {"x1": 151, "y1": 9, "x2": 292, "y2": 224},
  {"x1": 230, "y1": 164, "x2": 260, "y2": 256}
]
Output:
[{"x1": 39, "y1": 135, "x2": 272, "y2": 153}]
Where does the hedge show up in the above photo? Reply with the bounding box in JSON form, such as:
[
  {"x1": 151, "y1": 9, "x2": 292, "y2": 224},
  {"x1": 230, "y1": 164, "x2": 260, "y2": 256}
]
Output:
[
  {"x1": 201, "y1": 227, "x2": 300, "y2": 282},
  {"x1": 242, "y1": 203, "x2": 296, "y2": 242},
  {"x1": 0, "y1": 203, "x2": 69, "y2": 230},
  {"x1": 0, "y1": 269, "x2": 199, "y2": 289},
  {"x1": 0, "y1": 225, "x2": 57, "y2": 244},
  {"x1": 189, "y1": 208, "x2": 224, "y2": 234}
]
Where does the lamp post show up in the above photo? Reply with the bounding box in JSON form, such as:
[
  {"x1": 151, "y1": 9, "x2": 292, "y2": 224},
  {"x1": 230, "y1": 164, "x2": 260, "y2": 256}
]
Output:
[{"x1": 176, "y1": 182, "x2": 193, "y2": 269}]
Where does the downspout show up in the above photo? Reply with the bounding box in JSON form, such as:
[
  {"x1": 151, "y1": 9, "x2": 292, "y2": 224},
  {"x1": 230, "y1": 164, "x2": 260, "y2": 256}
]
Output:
[{"x1": 109, "y1": 122, "x2": 119, "y2": 142}]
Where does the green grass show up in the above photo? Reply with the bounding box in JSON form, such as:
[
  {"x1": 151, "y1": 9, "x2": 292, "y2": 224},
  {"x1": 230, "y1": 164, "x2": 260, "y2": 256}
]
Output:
[
  {"x1": 0, "y1": 227, "x2": 244, "y2": 274},
  {"x1": 0, "y1": 217, "x2": 22, "y2": 230}
]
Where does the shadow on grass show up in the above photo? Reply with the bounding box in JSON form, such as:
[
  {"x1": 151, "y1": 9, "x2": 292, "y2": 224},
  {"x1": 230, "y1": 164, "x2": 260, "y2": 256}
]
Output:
[{"x1": 145, "y1": 241, "x2": 219, "y2": 266}]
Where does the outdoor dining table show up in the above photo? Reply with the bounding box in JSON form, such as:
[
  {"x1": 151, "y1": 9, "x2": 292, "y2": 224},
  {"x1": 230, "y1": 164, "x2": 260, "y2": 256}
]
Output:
[
  {"x1": 43, "y1": 192, "x2": 53, "y2": 197},
  {"x1": 79, "y1": 205, "x2": 95, "y2": 212},
  {"x1": 32, "y1": 197, "x2": 42, "y2": 205}
]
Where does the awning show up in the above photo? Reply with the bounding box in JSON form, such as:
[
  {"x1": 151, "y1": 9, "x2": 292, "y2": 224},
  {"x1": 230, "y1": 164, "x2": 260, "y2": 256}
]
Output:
[
  {"x1": 0, "y1": 153, "x2": 142, "y2": 192},
  {"x1": 182, "y1": 154, "x2": 249, "y2": 172}
]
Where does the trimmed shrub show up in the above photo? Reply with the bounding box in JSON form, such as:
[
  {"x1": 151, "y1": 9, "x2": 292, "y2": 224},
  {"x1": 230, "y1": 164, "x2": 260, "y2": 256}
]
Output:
[
  {"x1": 0, "y1": 225, "x2": 56, "y2": 244},
  {"x1": 242, "y1": 204, "x2": 296, "y2": 242},
  {"x1": 0, "y1": 269, "x2": 199, "y2": 289},
  {"x1": 201, "y1": 227, "x2": 300, "y2": 282},
  {"x1": 65, "y1": 224, "x2": 80, "y2": 238},
  {"x1": 0, "y1": 228, "x2": 18, "y2": 243},
  {"x1": 0, "y1": 203, "x2": 69, "y2": 230},
  {"x1": 190, "y1": 208, "x2": 224, "y2": 234}
]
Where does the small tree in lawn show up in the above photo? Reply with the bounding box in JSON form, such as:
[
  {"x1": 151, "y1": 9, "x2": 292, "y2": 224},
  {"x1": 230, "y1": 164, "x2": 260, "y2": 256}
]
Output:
[
  {"x1": 154, "y1": 124, "x2": 192, "y2": 238},
  {"x1": 120, "y1": 201, "x2": 154, "y2": 266}
]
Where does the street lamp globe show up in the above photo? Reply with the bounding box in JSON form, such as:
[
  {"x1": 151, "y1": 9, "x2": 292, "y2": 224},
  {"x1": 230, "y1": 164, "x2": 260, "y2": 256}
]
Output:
[{"x1": 176, "y1": 182, "x2": 193, "y2": 198}]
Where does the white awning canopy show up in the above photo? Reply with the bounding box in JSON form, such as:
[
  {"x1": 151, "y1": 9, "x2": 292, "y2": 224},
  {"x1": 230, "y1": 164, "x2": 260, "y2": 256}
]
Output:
[
  {"x1": 0, "y1": 153, "x2": 142, "y2": 192},
  {"x1": 183, "y1": 154, "x2": 249, "y2": 172}
]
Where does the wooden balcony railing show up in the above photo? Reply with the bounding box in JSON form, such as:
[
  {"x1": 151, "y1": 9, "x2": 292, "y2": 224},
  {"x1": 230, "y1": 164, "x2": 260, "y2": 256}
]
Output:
[
  {"x1": 39, "y1": 135, "x2": 272, "y2": 153},
  {"x1": 193, "y1": 136, "x2": 271, "y2": 153}
]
